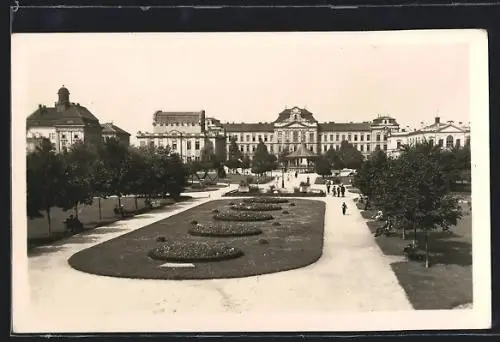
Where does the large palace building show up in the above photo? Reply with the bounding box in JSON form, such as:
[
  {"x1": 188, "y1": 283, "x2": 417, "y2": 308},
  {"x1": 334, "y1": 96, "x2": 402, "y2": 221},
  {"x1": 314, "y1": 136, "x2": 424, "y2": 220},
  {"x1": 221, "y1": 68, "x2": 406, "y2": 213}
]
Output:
[{"x1": 136, "y1": 106, "x2": 402, "y2": 162}]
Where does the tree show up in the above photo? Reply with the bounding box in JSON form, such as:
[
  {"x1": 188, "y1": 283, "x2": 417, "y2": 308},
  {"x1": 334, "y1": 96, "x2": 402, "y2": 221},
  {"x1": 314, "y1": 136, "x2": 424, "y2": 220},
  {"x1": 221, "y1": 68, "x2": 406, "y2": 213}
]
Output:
[
  {"x1": 26, "y1": 138, "x2": 66, "y2": 235},
  {"x1": 58, "y1": 141, "x2": 97, "y2": 218},
  {"x1": 337, "y1": 140, "x2": 364, "y2": 169},
  {"x1": 226, "y1": 137, "x2": 243, "y2": 171},
  {"x1": 251, "y1": 141, "x2": 273, "y2": 176},
  {"x1": 199, "y1": 139, "x2": 216, "y2": 179},
  {"x1": 353, "y1": 149, "x2": 388, "y2": 210},
  {"x1": 93, "y1": 137, "x2": 130, "y2": 209},
  {"x1": 278, "y1": 148, "x2": 290, "y2": 166},
  {"x1": 241, "y1": 154, "x2": 251, "y2": 169},
  {"x1": 325, "y1": 147, "x2": 342, "y2": 170},
  {"x1": 380, "y1": 142, "x2": 463, "y2": 267},
  {"x1": 314, "y1": 155, "x2": 332, "y2": 177}
]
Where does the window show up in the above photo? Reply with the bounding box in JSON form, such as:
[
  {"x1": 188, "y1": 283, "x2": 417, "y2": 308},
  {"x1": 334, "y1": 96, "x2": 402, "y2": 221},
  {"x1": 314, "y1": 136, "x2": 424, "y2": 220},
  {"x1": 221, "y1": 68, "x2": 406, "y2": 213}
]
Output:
[
  {"x1": 240, "y1": 134, "x2": 244, "y2": 141},
  {"x1": 367, "y1": 134, "x2": 371, "y2": 141},
  {"x1": 383, "y1": 144, "x2": 387, "y2": 151},
  {"x1": 354, "y1": 134, "x2": 358, "y2": 141},
  {"x1": 360, "y1": 145, "x2": 364, "y2": 151},
  {"x1": 429, "y1": 139, "x2": 434, "y2": 146},
  {"x1": 293, "y1": 131, "x2": 299, "y2": 142},
  {"x1": 376, "y1": 144, "x2": 381, "y2": 150},
  {"x1": 360, "y1": 134, "x2": 364, "y2": 141},
  {"x1": 252, "y1": 135, "x2": 256, "y2": 142},
  {"x1": 336, "y1": 134, "x2": 340, "y2": 141},
  {"x1": 335, "y1": 145, "x2": 339, "y2": 151},
  {"x1": 234, "y1": 135, "x2": 238, "y2": 142},
  {"x1": 330, "y1": 144, "x2": 333, "y2": 150},
  {"x1": 172, "y1": 142, "x2": 177, "y2": 150},
  {"x1": 310, "y1": 146, "x2": 313, "y2": 152},
  {"x1": 246, "y1": 145, "x2": 250, "y2": 152},
  {"x1": 240, "y1": 146, "x2": 244, "y2": 152},
  {"x1": 329, "y1": 134, "x2": 333, "y2": 141},
  {"x1": 195, "y1": 140, "x2": 200, "y2": 150},
  {"x1": 376, "y1": 134, "x2": 381, "y2": 141},
  {"x1": 323, "y1": 145, "x2": 327, "y2": 152},
  {"x1": 456, "y1": 139, "x2": 461, "y2": 147},
  {"x1": 324, "y1": 134, "x2": 328, "y2": 142},
  {"x1": 61, "y1": 134, "x2": 66, "y2": 139},
  {"x1": 384, "y1": 135, "x2": 388, "y2": 141},
  {"x1": 187, "y1": 141, "x2": 192, "y2": 150},
  {"x1": 366, "y1": 144, "x2": 371, "y2": 152},
  {"x1": 246, "y1": 135, "x2": 250, "y2": 142},
  {"x1": 446, "y1": 135, "x2": 454, "y2": 148},
  {"x1": 264, "y1": 135, "x2": 268, "y2": 142},
  {"x1": 309, "y1": 133, "x2": 315, "y2": 142},
  {"x1": 187, "y1": 157, "x2": 192, "y2": 162},
  {"x1": 149, "y1": 141, "x2": 155, "y2": 147},
  {"x1": 397, "y1": 140, "x2": 401, "y2": 149},
  {"x1": 270, "y1": 135, "x2": 273, "y2": 141},
  {"x1": 348, "y1": 134, "x2": 352, "y2": 141},
  {"x1": 253, "y1": 146, "x2": 256, "y2": 152},
  {"x1": 258, "y1": 135, "x2": 262, "y2": 142},
  {"x1": 301, "y1": 131, "x2": 306, "y2": 142},
  {"x1": 270, "y1": 145, "x2": 273, "y2": 153},
  {"x1": 341, "y1": 134, "x2": 346, "y2": 141}
]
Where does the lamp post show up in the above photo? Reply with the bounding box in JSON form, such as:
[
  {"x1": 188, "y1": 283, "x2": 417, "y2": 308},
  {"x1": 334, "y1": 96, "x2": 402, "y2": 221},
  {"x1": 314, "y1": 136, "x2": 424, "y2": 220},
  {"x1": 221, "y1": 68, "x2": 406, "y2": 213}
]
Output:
[{"x1": 281, "y1": 162, "x2": 285, "y2": 188}]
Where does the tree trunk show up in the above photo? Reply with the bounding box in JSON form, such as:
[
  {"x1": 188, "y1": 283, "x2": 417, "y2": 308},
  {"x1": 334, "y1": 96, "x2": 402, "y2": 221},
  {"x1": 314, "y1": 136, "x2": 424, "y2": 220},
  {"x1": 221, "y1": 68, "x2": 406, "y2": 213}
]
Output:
[
  {"x1": 98, "y1": 197, "x2": 102, "y2": 221},
  {"x1": 402, "y1": 224, "x2": 406, "y2": 240},
  {"x1": 74, "y1": 203, "x2": 79, "y2": 219},
  {"x1": 46, "y1": 207, "x2": 51, "y2": 236},
  {"x1": 412, "y1": 222, "x2": 417, "y2": 248},
  {"x1": 424, "y1": 229, "x2": 430, "y2": 268},
  {"x1": 134, "y1": 196, "x2": 138, "y2": 210}
]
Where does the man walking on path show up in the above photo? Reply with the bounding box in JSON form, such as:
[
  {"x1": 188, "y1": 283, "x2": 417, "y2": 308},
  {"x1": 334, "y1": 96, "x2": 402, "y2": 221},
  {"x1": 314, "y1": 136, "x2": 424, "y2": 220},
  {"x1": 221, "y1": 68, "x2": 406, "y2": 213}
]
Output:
[
  {"x1": 326, "y1": 180, "x2": 331, "y2": 194},
  {"x1": 342, "y1": 202, "x2": 348, "y2": 215},
  {"x1": 337, "y1": 185, "x2": 341, "y2": 197},
  {"x1": 341, "y1": 184, "x2": 346, "y2": 197}
]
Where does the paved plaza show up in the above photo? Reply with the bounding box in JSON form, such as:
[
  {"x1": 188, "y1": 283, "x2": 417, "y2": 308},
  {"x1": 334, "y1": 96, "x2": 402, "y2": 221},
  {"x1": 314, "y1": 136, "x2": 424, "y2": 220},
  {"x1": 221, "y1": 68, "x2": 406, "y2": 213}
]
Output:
[{"x1": 23, "y1": 173, "x2": 413, "y2": 332}]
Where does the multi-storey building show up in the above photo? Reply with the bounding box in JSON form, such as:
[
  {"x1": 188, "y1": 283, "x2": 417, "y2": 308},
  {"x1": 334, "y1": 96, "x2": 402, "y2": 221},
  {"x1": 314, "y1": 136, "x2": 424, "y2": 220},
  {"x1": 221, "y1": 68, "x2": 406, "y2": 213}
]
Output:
[
  {"x1": 136, "y1": 110, "x2": 227, "y2": 162},
  {"x1": 223, "y1": 107, "x2": 400, "y2": 159},
  {"x1": 101, "y1": 122, "x2": 131, "y2": 147},
  {"x1": 386, "y1": 116, "x2": 471, "y2": 157},
  {"x1": 26, "y1": 86, "x2": 130, "y2": 153},
  {"x1": 137, "y1": 106, "x2": 402, "y2": 163}
]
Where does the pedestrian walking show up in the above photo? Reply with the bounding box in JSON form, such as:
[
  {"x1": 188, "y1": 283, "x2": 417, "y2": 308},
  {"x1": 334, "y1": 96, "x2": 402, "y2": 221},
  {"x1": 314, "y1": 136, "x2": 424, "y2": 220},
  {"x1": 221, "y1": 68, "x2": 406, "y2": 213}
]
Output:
[
  {"x1": 337, "y1": 185, "x2": 341, "y2": 197},
  {"x1": 341, "y1": 184, "x2": 346, "y2": 197},
  {"x1": 342, "y1": 202, "x2": 347, "y2": 215},
  {"x1": 326, "y1": 180, "x2": 331, "y2": 194}
]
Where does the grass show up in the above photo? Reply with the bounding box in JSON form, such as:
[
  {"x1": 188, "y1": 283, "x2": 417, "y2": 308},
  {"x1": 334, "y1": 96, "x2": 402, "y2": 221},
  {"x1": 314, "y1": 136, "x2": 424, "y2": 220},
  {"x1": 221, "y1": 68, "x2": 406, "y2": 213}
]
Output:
[
  {"x1": 358, "y1": 203, "x2": 472, "y2": 310},
  {"x1": 183, "y1": 184, "x2": 229, "y2": 193},
  {"x1": 68, "y1": 198, "x2": 326, "y2": 280},
  {"x1": 314, "y1": 176, "x2": 353, "y2": 185},
  {"x1": 223, "y1": 173, "x2": 275, "y2": 185},
  {"x1": 28, "y1": 196, "x2": 193, "y2": 246}
]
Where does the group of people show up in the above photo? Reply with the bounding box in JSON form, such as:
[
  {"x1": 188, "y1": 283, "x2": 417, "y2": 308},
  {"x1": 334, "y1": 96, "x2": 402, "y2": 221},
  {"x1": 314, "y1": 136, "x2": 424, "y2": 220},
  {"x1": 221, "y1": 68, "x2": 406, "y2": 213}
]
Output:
[
  {"x1": 325, "y1": 180, "x2": 346, "y2": 197},
  {"x1": 63, "y1": 214, "x2": 83, "y2": 233}
]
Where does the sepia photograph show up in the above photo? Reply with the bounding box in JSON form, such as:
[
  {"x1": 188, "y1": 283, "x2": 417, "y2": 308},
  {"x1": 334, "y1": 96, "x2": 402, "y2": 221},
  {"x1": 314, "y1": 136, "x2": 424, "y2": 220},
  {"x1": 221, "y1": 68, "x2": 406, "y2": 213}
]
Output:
[{"x1": 11, "y1": 30, "x2": 490, "y2": 333}]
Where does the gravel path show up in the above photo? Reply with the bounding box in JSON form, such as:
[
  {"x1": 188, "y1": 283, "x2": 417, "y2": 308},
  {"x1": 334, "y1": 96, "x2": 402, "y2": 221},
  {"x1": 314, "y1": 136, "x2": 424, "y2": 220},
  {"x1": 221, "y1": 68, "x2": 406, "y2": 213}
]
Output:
[{"x1": 18, "y1": 175, "x2": 413, "y2": 333}]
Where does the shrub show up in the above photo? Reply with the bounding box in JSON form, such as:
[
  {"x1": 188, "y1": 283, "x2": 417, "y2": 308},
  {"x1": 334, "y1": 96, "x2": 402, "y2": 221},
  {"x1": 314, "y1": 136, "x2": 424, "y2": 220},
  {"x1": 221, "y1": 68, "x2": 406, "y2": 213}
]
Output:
[
  {"x1": 190, "y1": 220, "x2": 198, "y2": 225},
  {"x1": 189, "y1": 223, "x2": 263, "y2": 237},
  {"x1": 230, "y1": 203, "x2": 282, "y2": 211},
  {"x1": 289, "y1": 203, "x2": 296, "y2": 207},
  {"x1": 212, "y1": 209, "x2": 220, "y2": 213},
  {"x1": 272, "y1": 221, "x2": 281, "y2": 226},
  {"x1": 148, "y1": 240, "x2": 243, "y2": 262},
  {"x1": 243, "y1": 197, "x2": 289, "y2": 204},
  {"x1": 258, "y1": 238, "x2": 269, "y2": 245},
  {"x1": 228, "y1": 202, "x2": 235, "y2": 205},
  {"x1": 282, "y1": 210, "x2": 289, "y2": 214},
  {"x1": 213, "y1": 211, "x2": 274, "y2": 222},
  {"x1": 156, "y1": 236, "x2": 167, "y2": 242}
]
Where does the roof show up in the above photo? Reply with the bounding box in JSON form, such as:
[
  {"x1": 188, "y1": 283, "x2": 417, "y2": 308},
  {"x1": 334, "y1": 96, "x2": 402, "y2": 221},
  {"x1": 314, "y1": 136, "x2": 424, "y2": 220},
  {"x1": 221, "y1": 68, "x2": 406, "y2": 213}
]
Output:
[
  {"x1": 223, "y1": 123, "x2": 274, "y2": 132},
  {"x1": 153, "y1": 111, "x2": 203, "y2": 125},
  {"x1": 319, "y1": 122, "x2": 371, "y2": 132},
  {"x1": 372, "y1": 116, "x2": 399, "y2": 125},
  {"x1": 274, "y1": 107, "x2": 318, "y2": 123},
  {"x1": 287, "y1": 144, "x2": 317, "y2": 158},
  {"x1": 101, "y1": 122, "x2": 131, "y2": 136},
  {"x1": 26, "y1": 104, "x2": 101, "y2": 128}
]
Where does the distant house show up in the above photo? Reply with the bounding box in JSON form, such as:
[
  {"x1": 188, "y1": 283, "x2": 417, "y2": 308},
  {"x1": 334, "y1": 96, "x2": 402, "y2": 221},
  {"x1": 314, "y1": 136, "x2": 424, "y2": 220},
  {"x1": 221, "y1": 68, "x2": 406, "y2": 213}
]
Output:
[
  {"x1": 26, "y1": 85, "x2": 130, "y2": 153},
  {"x1": 386, "y1": 117, "x2": 471, "y2": 157},
  {"x1": 101, "y1": 122, "x2": 131, "y2": 146},
  {"x1": 26, "y1": 86, "x2": 102, "y2": 153}
]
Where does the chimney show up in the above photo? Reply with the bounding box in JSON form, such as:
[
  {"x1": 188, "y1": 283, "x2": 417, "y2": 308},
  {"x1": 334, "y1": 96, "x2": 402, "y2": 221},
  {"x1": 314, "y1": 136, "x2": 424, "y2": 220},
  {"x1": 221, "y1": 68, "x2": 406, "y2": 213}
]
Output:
[{"x1": 435, "y1": 117, "x2": 440, "y2": 124}]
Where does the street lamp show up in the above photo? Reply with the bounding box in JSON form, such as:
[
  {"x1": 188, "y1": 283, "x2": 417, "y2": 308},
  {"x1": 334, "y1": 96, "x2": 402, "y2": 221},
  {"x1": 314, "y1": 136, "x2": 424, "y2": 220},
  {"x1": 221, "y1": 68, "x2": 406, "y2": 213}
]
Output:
[{"x1": 281, "y1": 162, "x2": 286, "y2": 188}]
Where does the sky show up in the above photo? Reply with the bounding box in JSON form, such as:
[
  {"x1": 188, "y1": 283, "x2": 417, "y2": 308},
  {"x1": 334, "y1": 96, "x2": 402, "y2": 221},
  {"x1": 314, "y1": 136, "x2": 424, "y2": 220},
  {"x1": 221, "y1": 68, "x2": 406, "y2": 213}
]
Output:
[{"x1": 12, "y1": 31, "x2": 474, "y2": 145}]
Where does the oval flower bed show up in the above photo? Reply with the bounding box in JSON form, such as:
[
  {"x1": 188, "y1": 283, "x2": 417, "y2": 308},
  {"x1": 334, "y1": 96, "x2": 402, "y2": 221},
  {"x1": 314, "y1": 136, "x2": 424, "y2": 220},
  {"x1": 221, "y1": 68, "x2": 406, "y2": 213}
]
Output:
[
  {"x1": 148, "y1": 240, "x2": 243, "y2": 262},
  {"x1": 243, "y1": 197, "x2": 289, "y2": 204},
  {"x1": 213, "y1": 211, "x2": 274, "y2": 221},
  {"x1": 189, "y1": 223, "x2": 263, "y2": 237},
  {"x1": 230, "y1": 203, "x2": 282, "y2": 211}
]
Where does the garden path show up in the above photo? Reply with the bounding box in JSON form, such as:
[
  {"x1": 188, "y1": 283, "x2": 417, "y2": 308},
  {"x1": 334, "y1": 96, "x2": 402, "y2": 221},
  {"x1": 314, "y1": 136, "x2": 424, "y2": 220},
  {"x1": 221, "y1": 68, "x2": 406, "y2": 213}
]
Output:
[{"x1": 19, "y1": 174, "x2": 412, "y2": 333}]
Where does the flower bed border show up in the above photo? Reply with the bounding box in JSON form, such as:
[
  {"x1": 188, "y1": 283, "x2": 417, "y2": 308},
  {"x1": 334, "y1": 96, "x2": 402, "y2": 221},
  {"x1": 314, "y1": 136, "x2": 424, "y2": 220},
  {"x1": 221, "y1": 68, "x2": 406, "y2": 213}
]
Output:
[
  {"x1": 148, "y1": 242, "x2": 244, "y2": 262},
  {"x1": 213, "y1": 211, "x2": 274, "y2": 221},
  {"x1": 188, "y1": 224, "x2": 263, "y2": 237},
  {"x1": 223, "y1": 190, "x2": 326, "y2": 198}
]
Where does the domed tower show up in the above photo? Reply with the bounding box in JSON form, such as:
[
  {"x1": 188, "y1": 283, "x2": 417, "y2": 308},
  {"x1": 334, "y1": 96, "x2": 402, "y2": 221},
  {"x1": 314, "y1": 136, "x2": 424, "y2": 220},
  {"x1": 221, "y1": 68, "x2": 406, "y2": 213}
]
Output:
[{"x1": 56, "y1": 85, "x2": 70, "y2": 112}]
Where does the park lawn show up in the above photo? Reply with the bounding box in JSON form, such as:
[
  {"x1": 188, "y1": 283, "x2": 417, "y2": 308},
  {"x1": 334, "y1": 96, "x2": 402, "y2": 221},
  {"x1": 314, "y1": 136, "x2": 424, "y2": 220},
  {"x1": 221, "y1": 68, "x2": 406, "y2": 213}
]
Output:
[
  {"x1": 359, "y1": 203, "x2": 472, "y2": 310},
  {"x1": 314, "y1": 176, "x2": 353, "y2": 185},
  {"x1": 68, "y1": 198, "x2": 326, "y2": 280},
  {"x1": 183, "y1": 184, "x2": 229, "y2": 193},
  {"x1": 223, "y1": 173, "x2": 275, "y2": 185}
]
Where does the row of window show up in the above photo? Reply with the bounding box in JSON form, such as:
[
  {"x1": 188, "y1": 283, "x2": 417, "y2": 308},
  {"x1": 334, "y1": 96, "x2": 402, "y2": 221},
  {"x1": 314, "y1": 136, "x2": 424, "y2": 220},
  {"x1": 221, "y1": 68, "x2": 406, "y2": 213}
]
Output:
[
  {"x1": 231, "y1": 132, "x2": 388, "y2": 143},
  {"x1": 405, "y1": 135, "x2": 464, "y2": 149}
]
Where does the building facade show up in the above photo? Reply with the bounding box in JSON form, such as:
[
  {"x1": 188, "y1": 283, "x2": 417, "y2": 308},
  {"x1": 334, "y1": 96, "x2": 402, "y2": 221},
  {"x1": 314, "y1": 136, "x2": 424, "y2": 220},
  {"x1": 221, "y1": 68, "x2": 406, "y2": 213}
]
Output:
[
  {"x1": 386, "y1": 117, "x2": 471, "y2": 157},
  {"x1": 26, "y1": 86, "x2": 130, "y2": 153},
  {"x1": 101, "y1": 122, "x2": 131, "y2": 147},
  {"x1": 137, "y1": 106, "x2": 402, "y2": 162},
  {"x1": 223, "y1": 107, "x2": 401, "y2": 160},
  {"x1": 136, "y1": 110, "x2": 227, "y2": 162}
]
